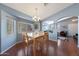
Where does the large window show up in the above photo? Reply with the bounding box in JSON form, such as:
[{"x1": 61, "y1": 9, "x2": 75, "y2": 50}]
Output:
[{"x1": 7, "y1": 16, "x2": 14, "y2": 34}]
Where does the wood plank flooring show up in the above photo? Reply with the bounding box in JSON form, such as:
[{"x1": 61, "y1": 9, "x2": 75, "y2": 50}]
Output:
[{"x1": 0, "y1": 39, "x2": 79, "y2": 56}]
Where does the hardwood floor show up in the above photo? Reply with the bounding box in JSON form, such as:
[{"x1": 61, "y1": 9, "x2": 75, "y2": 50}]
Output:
[
  {"x1": 0, "y1": 39, "x2": 79, "y2": 56},
  {"x1": 57, "y1": 39, "x2": 78, "y2": 56}
]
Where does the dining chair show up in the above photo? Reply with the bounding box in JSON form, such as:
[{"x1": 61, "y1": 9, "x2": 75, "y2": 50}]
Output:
[
  {"x1": 22, "y1": 32, "x2": 30, "y2": 56},
  {"x1": 22, "y1": 32, "x2": 28, "y2": 44}
]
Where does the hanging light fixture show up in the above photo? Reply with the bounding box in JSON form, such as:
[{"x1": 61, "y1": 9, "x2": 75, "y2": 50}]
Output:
[{"x1": 33, "y1": 8, "x2": 40, "y2": 22}]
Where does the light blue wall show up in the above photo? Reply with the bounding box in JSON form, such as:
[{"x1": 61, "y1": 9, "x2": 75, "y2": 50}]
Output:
[
  {"x1": 42, "y1": 3, "x2": 79, "y2": 42},
  {"x1": 1, "y1": 10, "x2": 17, "y2": 52},
  {"x1": 0, "y1": 4, "x2": 34, "y2": 53},
  {"x1": 0, "y1": 3, "x2": 34, "y2": 53}
]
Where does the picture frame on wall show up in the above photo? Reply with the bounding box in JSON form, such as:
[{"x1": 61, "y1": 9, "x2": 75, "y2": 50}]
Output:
[{"x1": 7, "y1": 16, "x2": 14, "y2": 34}]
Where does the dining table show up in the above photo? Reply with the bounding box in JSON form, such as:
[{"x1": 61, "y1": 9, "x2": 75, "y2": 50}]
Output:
[{"x1": 27, "y1": 31, "x2": 48, "y2": 56}]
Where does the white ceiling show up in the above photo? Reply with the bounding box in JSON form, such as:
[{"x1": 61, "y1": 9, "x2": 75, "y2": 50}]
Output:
[{"x1": 3, "y1": 3, "x2": 73, "y2": 20}]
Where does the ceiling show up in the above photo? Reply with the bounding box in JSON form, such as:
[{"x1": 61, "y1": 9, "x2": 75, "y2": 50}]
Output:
[{"x1": 3, "y1": 3, "x2": 73, "y2": 20}]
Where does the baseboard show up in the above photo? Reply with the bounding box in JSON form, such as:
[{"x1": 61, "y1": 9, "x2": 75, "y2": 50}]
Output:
[{"x1": 0, "y1": 41, "x2": 22, "y2": 54}]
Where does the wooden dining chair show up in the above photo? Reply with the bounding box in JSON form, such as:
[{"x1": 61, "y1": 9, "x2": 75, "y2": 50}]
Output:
[
  {"x1": 22, "y1": 32, "x2": 28, "y2": 44},
  {"x1": 22, "y1": 32, "x2": 30, "y2": 56}
]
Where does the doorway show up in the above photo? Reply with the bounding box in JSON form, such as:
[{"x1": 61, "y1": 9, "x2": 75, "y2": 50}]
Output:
[{"x1": 57, "y1": 16, "x2": 78, "y2": 44}]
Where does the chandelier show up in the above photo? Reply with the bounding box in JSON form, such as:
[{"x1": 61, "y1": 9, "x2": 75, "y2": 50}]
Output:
[{"x1": 33, "y1": 8, "x2": 40, "y2": 22}]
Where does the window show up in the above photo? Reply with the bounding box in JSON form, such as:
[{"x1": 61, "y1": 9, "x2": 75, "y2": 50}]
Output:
[{"x1": 7, "y1": 16, "x2": 14, "y2": 34}]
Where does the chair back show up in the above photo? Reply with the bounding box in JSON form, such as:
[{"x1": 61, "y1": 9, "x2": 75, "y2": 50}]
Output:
[{"x1": 22, "y1": 32, "x2": 28, "y2": 43}]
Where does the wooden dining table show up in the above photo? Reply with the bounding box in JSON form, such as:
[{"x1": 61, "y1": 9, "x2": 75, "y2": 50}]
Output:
[{"x1": 27, "y1": 32, "x2": 48, "y2": 56}]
